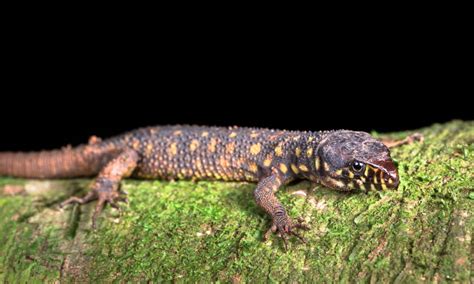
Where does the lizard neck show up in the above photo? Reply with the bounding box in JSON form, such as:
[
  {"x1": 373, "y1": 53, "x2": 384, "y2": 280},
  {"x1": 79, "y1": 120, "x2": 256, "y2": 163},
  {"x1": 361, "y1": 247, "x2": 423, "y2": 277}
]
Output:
[{"x1": 287, "y1": 131, "x2": 326, "y2": 182}]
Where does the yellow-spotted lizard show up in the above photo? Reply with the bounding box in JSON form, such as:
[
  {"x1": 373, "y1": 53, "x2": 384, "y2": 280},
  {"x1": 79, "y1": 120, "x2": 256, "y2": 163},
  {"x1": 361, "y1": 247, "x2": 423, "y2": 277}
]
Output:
[{"x1": 0, "y1": 125, "x2": 406, "y2": 250}]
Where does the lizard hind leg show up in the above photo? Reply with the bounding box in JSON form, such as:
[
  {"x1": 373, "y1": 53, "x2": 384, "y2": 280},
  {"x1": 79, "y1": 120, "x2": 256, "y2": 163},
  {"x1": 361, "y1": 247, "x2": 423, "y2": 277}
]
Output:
[{"x1": 60, "y1": 148, "x2": 139, "y2": 228}]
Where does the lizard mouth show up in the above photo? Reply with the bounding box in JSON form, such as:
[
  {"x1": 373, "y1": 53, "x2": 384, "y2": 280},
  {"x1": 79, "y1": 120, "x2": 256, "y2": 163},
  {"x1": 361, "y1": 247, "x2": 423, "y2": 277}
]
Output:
[{"x1": 367, "y1": 159, "x2": 399, "y2": 189}]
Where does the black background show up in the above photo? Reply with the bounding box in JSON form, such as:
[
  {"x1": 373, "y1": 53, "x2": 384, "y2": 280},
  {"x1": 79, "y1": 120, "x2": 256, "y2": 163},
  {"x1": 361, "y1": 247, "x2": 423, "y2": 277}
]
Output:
[{"x1": 1, "y1": 24, "x2": 472, "y2": 151}]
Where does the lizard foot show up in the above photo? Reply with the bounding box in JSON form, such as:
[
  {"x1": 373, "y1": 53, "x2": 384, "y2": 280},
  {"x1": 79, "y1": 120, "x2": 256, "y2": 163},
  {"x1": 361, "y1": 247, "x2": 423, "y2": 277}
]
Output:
[
  {"x1": 381, "y1": 132, "x2": 424, "y2": 148},
  {"x1": 60, "y1": 187, "x2": 127, "y2": 229},
  {"x1": 263, "y1": 216, "x2": 310, "y2": 251}
]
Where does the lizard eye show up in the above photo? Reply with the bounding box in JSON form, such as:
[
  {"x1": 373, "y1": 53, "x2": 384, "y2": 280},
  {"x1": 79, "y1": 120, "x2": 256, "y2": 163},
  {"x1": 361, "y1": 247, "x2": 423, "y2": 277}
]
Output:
[{"x1": 351, "y1": 161, "x2": 365, "y2": 173}]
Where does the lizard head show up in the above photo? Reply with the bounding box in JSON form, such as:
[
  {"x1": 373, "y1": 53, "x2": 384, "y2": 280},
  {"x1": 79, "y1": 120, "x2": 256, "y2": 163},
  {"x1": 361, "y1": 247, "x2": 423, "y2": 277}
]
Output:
[{"x1": 315, "y1": 130, "x2": 399, "y2": 192}]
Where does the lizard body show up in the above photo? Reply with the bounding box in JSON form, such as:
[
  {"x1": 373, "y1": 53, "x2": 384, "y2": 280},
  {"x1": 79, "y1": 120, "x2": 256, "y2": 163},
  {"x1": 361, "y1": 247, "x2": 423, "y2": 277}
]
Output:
[{"x1": 0, "y1": 125, "x2": 399, "y2": 249}]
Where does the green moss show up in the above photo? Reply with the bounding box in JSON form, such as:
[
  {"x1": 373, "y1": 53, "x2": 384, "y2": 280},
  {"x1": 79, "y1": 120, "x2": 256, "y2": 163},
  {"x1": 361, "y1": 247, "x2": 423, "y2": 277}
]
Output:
[{"x1": 0, "y1": 120, "x2": 473, "y2": 282}]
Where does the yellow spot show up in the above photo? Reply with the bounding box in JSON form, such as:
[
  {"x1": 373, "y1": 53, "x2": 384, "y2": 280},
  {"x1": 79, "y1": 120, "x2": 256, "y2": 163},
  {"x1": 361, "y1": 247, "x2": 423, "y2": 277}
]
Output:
[
  {"x1": 275, "y1": 176, "x2": 281, "y2": 184},
  {"x1": 195, "y1": 160, "x2": 203, "y2": 170},
  {"x1": 248, "y1": 162, "x2": 258, "y2": 173},
  {"x1": 328, "y1": 177, "x2": 345, "y2": 188},
  {"x1": 335, "y1": 169, "x2": 343, "y2": 176},
  {"x1": 299, "y1": 164, "x2": 309, "y2": 172},
  {"x1": 293, "y1": 135, "x2": 300, "y2": 141},
  {"x1": 295, "y1": 147, "x2": 301, "y2": 157},
  {"x1": 173, "y1": 130, "x2": 182, "y2": 136},
  {"x1": 208, "y1": 138, "x2": 217, "y2": 152},
  {"x1": 168, "y1": 142, "x2": 178, "y2": 156},
  {"x1": 279, "y1": 163, "x2": 288, "y2": 174},
  {"x1": 308, "y1": 136, "x2": 315, "y2": 142},
  {"x1": 275, "y1": 144, "x2": 283, "y2": 156},
  {"x1": 323, "y1": 161, "x2": 329, "y2": 172},
  {"x1": 335, "y1": 179, "x2": 345, "y2": 188},
  {"x1": 201, "y1": 131, "x2": 209, "y2": 137},
  {"x1": 132, "y1": 140, "x2": 140, "y2": 150},
  {"x1": 381, "y1": 183, "x2": 388, "y2": 190},
  {"x1": 315, "y1": 157, "x2": 320, "y2": 170},
  {"x1": 291, "y1": 164, "x2": 299, "y2": 174},
  {"x1": 145, "y1": 143, "x2": 153, "y2": 156},
  {"x1": 250, "y1": 132, "x2": 259, "y2": 138},
  {"x1": 374, "y1": 174, "x2": 379, "y2": 184},
  {"x1": 354, "y1": 179, "x2": 363, "y2": 187},
  {"x1": 263, "y1": 156, "x2": 273, "y2": 167},
  {"x1": 364, "y1": 165, "x2": 370, "y2": 177},
  {"x1": 229, "y1": 132, "x2": 237, "y2": 138},
  {"x1": 370, "y1": 184, "x2": 377, "y2": 191},
  {"x1": 360, "y1": 176, "x2": 366, "y2": 183},
  {"x1": 226, "y1": 142, "x2": 235, "y2": 154},
  {"x1": 250, "y1": 143, "x2": 261, "y2": 155},
  {"x1": 348, "y1": 171, "x2": 354, "y2": 178},
  {"x1": 189, "y1": 139, "x2": 200, "y2": 152},
  {"x1": 220, "y1": 157, "x2": 229, "y2": 168},
  {"x1": 306, "y1": 148, "x2": 313, "y2": 158}
]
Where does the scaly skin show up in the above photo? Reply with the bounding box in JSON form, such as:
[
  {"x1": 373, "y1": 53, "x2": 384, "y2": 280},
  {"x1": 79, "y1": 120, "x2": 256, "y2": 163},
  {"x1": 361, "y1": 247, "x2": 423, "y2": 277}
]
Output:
[{"x1": 0, "y1": 125, "x2": 400, "y2": 249}]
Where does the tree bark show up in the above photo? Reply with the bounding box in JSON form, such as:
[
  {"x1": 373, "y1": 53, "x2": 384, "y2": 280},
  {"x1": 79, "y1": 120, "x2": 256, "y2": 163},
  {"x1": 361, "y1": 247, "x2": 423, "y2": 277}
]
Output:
[{"x1": 0, "y1": 121, "x2": 472, "y2": 282}]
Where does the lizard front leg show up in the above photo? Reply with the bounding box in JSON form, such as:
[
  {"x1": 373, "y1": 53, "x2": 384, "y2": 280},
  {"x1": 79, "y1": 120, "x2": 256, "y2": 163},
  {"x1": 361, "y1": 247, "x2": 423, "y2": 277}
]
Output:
[
  {"x1": 254, "y1": 173, "x2": 309, "y2": 250},
  {"x1": 60, "y1": 148, "x2": 139, "y2": 228},
  {"x1": 381, "y1": 132, "x2": 424, "y2": 148}
]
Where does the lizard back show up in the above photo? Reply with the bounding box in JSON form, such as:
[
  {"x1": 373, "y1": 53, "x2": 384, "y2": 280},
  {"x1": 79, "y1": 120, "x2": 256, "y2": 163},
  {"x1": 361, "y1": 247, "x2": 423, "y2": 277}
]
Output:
[{"x1": 110, "y1": 125, "x2": 320, "y2": 182}]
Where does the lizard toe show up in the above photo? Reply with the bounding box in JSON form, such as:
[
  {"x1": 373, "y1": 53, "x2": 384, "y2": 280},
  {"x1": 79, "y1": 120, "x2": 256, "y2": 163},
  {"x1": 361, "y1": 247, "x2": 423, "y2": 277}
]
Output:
[
  {"x1": 263, "y1": 217, "x2": 308, "y2": 250},
  {"x1": 60, "y1": 191, "x2": 97, "y2": 208}
]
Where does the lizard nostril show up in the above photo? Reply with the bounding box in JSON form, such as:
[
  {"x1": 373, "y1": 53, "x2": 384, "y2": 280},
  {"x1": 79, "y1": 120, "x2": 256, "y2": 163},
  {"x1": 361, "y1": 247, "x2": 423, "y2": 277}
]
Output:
[
  {"x1": 388, "y1": 174, "x2": 399, "y2": 188},
  {"x1": 392, "y1": 177, "x2": 400, "y2": 188},
  {"x1": 383, "y1": 171, "x2": 400, "y2": 189}
]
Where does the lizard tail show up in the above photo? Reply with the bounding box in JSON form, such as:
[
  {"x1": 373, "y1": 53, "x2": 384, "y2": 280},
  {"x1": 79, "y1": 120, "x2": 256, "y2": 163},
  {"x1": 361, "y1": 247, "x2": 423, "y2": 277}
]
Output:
[{"x1": 0, "y1": 145, "x2": 117, "y2": 179}]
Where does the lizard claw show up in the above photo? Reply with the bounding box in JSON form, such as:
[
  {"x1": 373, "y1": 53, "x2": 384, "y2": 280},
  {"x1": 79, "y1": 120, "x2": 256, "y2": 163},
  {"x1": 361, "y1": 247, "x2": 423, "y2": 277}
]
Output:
[
  {"x1": 381, "y1": 132, "x2": 424, "y2": 148},
  {"x1": 60, "y1": 188, "x2": 127, "y2": 229},
  {"x1": 108, "y1": 200, "x2": 121, "y2": 210},
  {"x1": 263, "y1": 216, "x2": 309, "y2": 251},
  {"x1": 60, "y1": 191, "x2": 97, "y2": 207}
]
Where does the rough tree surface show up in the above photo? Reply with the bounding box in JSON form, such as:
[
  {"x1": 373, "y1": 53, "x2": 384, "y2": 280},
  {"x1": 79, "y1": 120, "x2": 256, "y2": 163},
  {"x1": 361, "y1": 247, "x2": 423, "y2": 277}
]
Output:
[{"x1": 0, "y1": 121, "x2": 472, "y2": 282}]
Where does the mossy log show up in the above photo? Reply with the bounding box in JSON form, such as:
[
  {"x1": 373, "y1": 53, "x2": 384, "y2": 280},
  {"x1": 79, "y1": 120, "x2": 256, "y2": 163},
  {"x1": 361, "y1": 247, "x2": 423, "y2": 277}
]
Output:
[{"x1": 0, "y1": 121, "x2": 472, "y2": 282}]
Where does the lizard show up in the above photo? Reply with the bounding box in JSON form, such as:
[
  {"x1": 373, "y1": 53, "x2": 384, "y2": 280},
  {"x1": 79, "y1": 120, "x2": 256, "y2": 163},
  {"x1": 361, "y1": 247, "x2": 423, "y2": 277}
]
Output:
[{"x1": 0, "y1": 125, "x2": 402, "y2": 250}]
